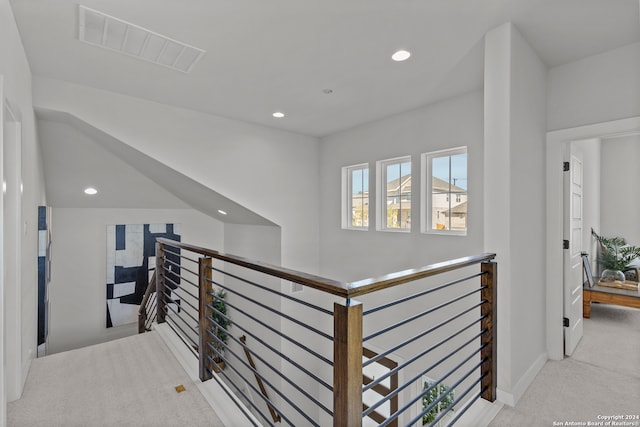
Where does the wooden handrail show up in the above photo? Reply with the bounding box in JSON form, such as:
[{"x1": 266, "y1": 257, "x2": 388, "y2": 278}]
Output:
[
  {"x1": 138, "y1": 270, "x2": 157, "y2": 334},
  {"x1": 156, "y1": 238, "x2": 496, "y2": 299}
]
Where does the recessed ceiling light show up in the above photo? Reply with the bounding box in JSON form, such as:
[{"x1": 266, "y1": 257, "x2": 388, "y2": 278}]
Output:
[
  {"x1": 392, "y1": 49, "x2": 411, "y2": 62},
  {"x1": 217, "y1": 209, "x2": 227, "y2": 215},
  {"x1": 272, "y1": 112, "x2": 285, "y2": 118},
  {"x1": 84, "y1": 187, "x2": 98, "y2": 195}
]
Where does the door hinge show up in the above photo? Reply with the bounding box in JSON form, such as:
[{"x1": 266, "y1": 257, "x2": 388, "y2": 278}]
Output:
[
  {"x1": 563, "y1": 161, "x2": 570, "y2": 172},
  {"x1": 563, "y1": 317, "x2": 570, "y2": 327},
  {"x1": 563, "y1": 240, "x2": 569, "y2": 249}
]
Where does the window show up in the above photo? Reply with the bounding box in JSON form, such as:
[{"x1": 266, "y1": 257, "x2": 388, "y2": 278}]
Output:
[
  {"x1": 377, "y1": 156, "x2": 412, "y2": 231},
  {"x1": 422, "y1": 147, "x2": 467, "y2": 235},
  {"x1": 342, "y1": 163, "x2": 369, "y2": 229},
  {"x1": 418, "y1": 376, "x2": 455, "y2": 426}
]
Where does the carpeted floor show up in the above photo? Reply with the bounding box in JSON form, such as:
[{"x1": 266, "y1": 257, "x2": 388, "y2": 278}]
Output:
[
  {"x1": 7, "y1": 331, "x2": 225, "y2": 427},
  {"x1": 489, "y1": 303, "x2": 640, "y2": 426}
]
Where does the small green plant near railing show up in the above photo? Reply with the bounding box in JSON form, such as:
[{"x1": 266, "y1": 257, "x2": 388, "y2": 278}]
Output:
[
  {"x1": 212, "y1": 288, "x2": 231, "y2": 359},
  {"x1": 422, "y1": 379, "x2": 455, "y2": 425}
]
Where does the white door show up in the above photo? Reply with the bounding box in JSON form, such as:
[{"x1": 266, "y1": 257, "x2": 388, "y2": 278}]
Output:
[{"x1": 563, "y1": 144, "x2": 584, "y2": 356}]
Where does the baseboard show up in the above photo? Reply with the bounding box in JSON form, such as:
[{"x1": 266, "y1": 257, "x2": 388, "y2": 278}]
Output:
[
  {"x1": 455, "y1": 398, "x2": 504, "y2": 427},
  {"x1": 154, "y1": 324, "x2": 261, "y2": 427},
  {"x1": 497, "y1": 352, "x2": 547, "y2": 406}
]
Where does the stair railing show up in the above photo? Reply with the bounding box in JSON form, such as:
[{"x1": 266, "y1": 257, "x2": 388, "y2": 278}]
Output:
[{"x1": 148, "y1": 237, "x2": 496, "y2": 427}]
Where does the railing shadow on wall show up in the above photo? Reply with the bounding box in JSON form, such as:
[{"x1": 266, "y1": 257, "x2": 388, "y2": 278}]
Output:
[{"x1": 139, "y1": 238, "x2": 496, "y2": 427}]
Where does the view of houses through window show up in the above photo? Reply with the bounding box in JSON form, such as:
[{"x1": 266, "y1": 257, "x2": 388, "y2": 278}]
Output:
[
  {"x1": 424, "y1": 147, "x2": 467, "y2": 234},
  {"x1": 348, "y1": 164, "x2": 369, "y2": 228},
  {"x1": 380, "y1": 157, "x2": 412, "y2": 231},
  {"x1": 343, "y1": 148, "x2": 467, "y2": 234}
]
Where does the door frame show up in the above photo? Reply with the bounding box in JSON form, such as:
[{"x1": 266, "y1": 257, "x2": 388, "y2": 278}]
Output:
[{"x1": 546, "y1": 116, "x2": 640, "y2": 360}]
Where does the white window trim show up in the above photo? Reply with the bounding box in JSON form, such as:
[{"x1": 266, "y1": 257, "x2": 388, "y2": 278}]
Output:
[
  {"x1": 421, "y1": 146, "x2": 467, "y2": 236},
  {"x1": 341, "y1": 163, "x2": 369, "y2": 230},
  {"x1": 376, "y1": 155, "x2": 412, "y2": 233}
]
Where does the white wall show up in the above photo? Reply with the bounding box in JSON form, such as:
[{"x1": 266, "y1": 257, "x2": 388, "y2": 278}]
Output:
[
  {"x1": 548, "y1": 42, "x2": 640, "y2": 132},
  {"x1": 0, "y1": 0, "x2": 47, "y2": 416},
  {"x1": 318, "y1": 90, "x2": 484, "y2": 282},
  {"x1": 47, "y1": 208, "x2": 224, "y2": 354},
  {"x1": 484, "y1": 22, "x2": 548, "y2": 405},
  {"x1": 33, "y1": 77, "x2": 321, "y2": 275},
  {"x1": 600, "y1": 134, "x2": 640, "y2": 243}
]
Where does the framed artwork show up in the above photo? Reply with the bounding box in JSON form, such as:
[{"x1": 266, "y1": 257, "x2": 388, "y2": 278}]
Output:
[{"x1": 106, "y1": 223, "x2": 181, "y2": 328}]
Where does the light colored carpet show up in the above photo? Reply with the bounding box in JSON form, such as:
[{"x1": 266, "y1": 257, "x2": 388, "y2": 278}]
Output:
[
  {"x1": 8, "y1": 331, "x2": 225, "y2": 427},
  {"x1": 489, "y1": 303, "x2": 640, "y2": 426}
]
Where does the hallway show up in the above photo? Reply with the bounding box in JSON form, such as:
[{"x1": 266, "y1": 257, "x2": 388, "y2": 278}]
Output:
[
  {"x1": 489, "y1": 303, "x2": 640, "y2": 426},
  {"x1": 7, "y1": 331, "x2": 224, "y2": 427}
]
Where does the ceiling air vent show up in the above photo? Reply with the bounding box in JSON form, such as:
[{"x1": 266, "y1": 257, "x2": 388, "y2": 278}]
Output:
[{"x1": 78, "y1": 5, "x2": 205, "y2": 73}]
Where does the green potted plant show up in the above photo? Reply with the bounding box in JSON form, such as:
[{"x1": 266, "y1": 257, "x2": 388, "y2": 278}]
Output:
[
  {"x1": 592, "y1": 230, "x2": 640, "y2": 282},
  {"x1": 211, "y1": 288, "x2": 231, "y2": 371}
]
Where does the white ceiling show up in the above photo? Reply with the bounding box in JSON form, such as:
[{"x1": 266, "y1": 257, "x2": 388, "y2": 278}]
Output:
[
  {"x1": 11, "y1": 0, "x2": 640, "y2": 137},
  {"x1": 36, "y1": 108, "x2": 276, "y2": 225}
]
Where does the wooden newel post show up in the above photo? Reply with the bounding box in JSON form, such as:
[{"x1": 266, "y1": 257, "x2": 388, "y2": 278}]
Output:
[
  {"x1": 156, "y1": 242, "x2": 166, "y2": 324},
  {"x1": 333, "y1": 300, "x2": 363, "y2": 427},
  {"x1": 199, "y1": 257, "x2": 213, "y2": 382},
  {"x1": 480, "y1": 261, "x2": 497, "y2": 402}
]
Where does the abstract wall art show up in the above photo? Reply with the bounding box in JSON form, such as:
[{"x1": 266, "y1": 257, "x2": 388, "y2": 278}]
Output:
[{"x1": 106, "y1": 223, "x2": 181, "y2": 328}]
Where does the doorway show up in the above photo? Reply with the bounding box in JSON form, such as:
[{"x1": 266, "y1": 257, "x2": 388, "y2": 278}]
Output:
[{"x1": 546, "y1": 117, "x2": 640, "y2": 360}]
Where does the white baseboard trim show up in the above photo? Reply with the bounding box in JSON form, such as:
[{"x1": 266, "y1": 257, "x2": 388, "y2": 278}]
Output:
[
  {"x1": 455, "y1": 398, "x2": 504, "y2": 427},
  {"x1": 154, "y1": 323, "x2": 262, "y2": 427},
  {"x1": 497, "y1": 352, "x2": 547, "y2": 407}
]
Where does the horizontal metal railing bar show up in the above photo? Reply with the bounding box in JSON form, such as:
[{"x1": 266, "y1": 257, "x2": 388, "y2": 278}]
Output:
[
  {"x1": 165, "y1": 272, "x2": 198, "y2": 290},
  {"x1": 204, "y1": 365, "x2": 273, "y2": 427},
  {"x1": 374, "y1": 346, "x2": 485, "y2": 423},
  {"x1": 158, "y1": 238, "x2": 348, "y2": 297},
  {"x1": 220, "y1": 330, "x2": 333, "y2": 416},
  {"x1": 158, "y1": 238, "x2": 495, "y2": 298},
  {"x1": 363, "y1": 272, "x2": 484, "y2": 316},
  {"x1": 364, "y1": 317, "x2": 484, "y2": 393},
  {"x1": 205, "y1": 338, "x2": 325, "y2": 425},
  {"x1": 346, "y1": 253, "x2": 496, "y2": 297},
  {"x1": 363, "y1": 374, "x2": 391, "y2": 397},
  {"x1": 204, "y1": 348, "x2": 311, "y2": 427},
  {"x1": 164, "y1": 304, "x2": 199, "y2": 341},
  {"x1": 204, "y1": 310, "x2": 333, "y2": 392},
  {"x1": 203, "y1": 365, "x2": 262, "y2": 427},
  {"x1": 204, "y1": 300, "x2": 334, "y2": 385},
  {"x1": 204, "y1": 292, "x2": 333, "y2": 366},
  {"x1": 207, "y1": 278, "x2": 333, "y2": 342},
  {"x1": 165, "y1": 319, "x2": 198, "y2": 357},
  {"x1": 208, "y1": 265, "x2": 333, "y2": 316},
  {"x1": 444, "y1": 386, "x2": 487, "y2": 427},
  {"x1": 167, "y1": 285, "x2": 199, "y2": 306},
  {"x1": 409, "y1": 362, "x2": 483, "y2": 425},
  {"x1": 163, "y1": 247, "x2": 198, "y2": 265},
  {"x1": 171, "y1": 286, "x2": 198, "y2": 304},
  {"x1": 364, "y1": 332, "x2": 484, "y2": 417},
  {"x1": 430, "y1": 377, "x2": 486, "y2": 427},
  {"x1": 163, "y1": 291, "x2": 199, "y2": 323},
  {"x1": 163, "y1": 256, "x2": 198, "y2": 278},
  {"x1": 363, "y1": 302, "x2": 484, "y2": 368},
  {"x1": 364, "y1": 286, "x2": 485, "y2": 342}
]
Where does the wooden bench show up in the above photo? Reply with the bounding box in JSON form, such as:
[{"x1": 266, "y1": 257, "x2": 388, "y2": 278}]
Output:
[{"x1": 583, "y1": 283, "x2": 640, "y2": 318}]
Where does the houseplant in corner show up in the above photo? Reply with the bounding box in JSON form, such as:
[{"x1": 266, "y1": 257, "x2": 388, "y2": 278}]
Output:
[
  {"x1": 211, "y1": 288, "x2": 231, "y2": 371},
  {"x1": 592, "y1": 230, "x2": 640, "y2": 283}
]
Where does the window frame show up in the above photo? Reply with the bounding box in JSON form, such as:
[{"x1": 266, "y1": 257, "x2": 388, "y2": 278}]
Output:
[
  {"x1": 421, "y1": 146, "x2": 468, "y2": 236},
  {"x1": 376, "y1": 155, "x2": 412, "y2": 233},
  {"x1": 341, "y1": 163, "x2": 370, "y2": 230}
]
